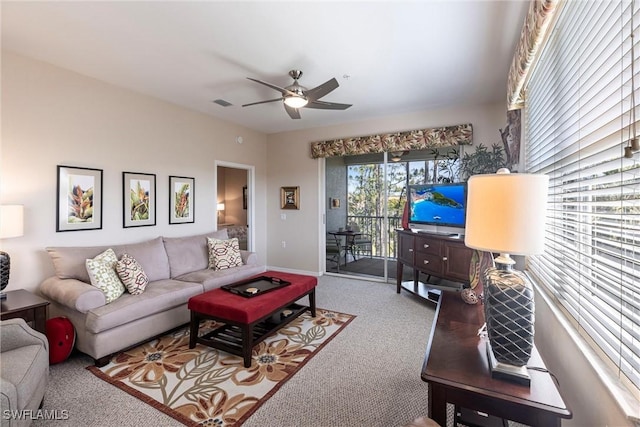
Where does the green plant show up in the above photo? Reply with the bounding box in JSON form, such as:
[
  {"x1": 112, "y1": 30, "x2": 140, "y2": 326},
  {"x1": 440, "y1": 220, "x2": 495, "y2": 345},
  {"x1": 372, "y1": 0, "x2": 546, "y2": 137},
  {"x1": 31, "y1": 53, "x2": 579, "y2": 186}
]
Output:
[{"x1": 459, "y1": 143, "x2": 507, "y2": 180}]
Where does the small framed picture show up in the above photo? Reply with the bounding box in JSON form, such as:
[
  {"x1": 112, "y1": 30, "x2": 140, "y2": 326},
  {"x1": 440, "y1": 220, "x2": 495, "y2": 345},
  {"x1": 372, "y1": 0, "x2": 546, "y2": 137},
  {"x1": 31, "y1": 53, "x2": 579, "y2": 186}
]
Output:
[
  {"x1": 243, "y1": 185, "x2": 248, "y2": 210},
  {"x1": 281, "y1": 186, "x2": 299, "y2": 210},
  {"x1": 169, "y1": 175, "x2": 194, "y2": 224},
  {"x1": 123, "y1": 172, "x2": 156, "y2": 228},
  {"x1": 56, "y1": 165, "x2": 103, "y2": 232},
  {"x1": 330, "y1": 198, "x2": 341, "y2": 209}
]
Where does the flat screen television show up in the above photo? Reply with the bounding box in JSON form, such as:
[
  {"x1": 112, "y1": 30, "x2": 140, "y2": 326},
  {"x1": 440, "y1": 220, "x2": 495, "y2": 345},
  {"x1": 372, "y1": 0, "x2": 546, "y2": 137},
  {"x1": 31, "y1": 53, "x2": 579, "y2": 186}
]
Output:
[{"x1": 408, "y1": 182, "x2": 467, "y2": 230}]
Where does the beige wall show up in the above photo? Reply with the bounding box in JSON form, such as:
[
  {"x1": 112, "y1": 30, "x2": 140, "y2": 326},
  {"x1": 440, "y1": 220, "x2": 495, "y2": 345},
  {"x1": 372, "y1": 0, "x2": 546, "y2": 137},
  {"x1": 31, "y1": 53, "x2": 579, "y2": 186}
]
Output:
[
  {"x1": 0, "y1": 52, "x2": 268, "y2": 293},
  {"x1": 223, "y1": 167, "x2": 247, "y2": 226},
  {"x1": 265, "y1": 103, "x2": 507, "y2": 274}
]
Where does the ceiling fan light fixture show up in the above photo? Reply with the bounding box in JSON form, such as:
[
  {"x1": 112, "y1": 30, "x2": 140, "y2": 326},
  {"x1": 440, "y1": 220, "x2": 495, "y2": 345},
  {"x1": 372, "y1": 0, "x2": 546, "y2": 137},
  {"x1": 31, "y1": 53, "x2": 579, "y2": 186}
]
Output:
[
  {"x1": 390, "y1": 151, "x2": 407, "y2": 162},
  {"x1": 283, "y1": 96, "x2": 308, "y2": 109}
]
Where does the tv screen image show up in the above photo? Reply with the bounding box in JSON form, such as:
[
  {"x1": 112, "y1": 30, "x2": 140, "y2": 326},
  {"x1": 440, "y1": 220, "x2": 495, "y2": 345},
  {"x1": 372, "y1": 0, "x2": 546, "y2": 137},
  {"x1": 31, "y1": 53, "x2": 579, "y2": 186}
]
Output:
[{"x1": 409, "y1": 183, "x2": 467, "y2": 228}]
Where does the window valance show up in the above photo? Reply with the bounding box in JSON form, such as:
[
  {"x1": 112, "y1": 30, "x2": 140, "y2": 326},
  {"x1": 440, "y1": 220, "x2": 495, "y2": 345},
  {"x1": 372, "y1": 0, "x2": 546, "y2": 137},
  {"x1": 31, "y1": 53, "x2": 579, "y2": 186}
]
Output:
[
  {"x1": 506, "y1": 0, "x2": 560, "y2": 110},
  {"x1": 310, "y1": 123, "x2": 473, "y2": 159}
]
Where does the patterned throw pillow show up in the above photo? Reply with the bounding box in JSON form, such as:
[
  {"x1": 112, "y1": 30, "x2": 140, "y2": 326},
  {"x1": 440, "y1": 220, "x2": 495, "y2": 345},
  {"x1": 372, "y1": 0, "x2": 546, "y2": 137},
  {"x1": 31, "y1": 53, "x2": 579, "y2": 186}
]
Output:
[
  {"x1": 207, "y1": 237, "x2": 243, "y2": 270},
  {"x1": 115, "y1": 253, "x2": 149, "y2": 295},
  {"x1": 85, "y1": 249, "x2": 125, "y2": 303}
]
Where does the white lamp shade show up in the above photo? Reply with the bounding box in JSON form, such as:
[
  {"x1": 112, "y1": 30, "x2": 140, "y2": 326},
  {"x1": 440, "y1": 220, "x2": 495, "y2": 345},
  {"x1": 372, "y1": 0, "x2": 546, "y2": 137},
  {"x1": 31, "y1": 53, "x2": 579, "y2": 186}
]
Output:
[
  {"x1": 0, "y1": 205, "x2": 24, "y2": 239},
  {"x1": 217, "y1": 203, "x2": 225, "y2": 211},
  {"x1": 464, "y1": 173, "x2": 549, "y2": 255}
]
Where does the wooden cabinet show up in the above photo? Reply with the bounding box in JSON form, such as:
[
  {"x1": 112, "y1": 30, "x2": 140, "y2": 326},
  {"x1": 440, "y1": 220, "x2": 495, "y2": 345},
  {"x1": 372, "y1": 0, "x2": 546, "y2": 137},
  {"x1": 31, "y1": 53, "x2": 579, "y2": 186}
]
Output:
[{"x1": 396, "y1": 229, "x2": 474, "y2": 302}]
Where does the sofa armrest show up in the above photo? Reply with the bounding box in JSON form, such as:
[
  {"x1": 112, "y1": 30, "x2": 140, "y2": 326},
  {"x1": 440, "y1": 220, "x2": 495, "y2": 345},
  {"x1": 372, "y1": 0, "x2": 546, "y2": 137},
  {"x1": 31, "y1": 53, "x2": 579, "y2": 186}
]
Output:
[
  {"x1": 40, "y1": 276, "x2": 106, "y2": 313},
  {"x1": 240, "y1": 250, "x2": 258, "y2": 266},
  {"x1": 0, "y1": 318, "x2": 49, "y2": 353}
]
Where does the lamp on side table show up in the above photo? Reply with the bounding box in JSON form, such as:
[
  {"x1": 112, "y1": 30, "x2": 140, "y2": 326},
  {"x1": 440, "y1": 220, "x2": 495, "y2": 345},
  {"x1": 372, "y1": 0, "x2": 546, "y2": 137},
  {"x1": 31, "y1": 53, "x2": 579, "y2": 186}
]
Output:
[
  {"x1": 464, "y1": 169, "x2": 549, "y2": 386},
  {"x1": 0, "y1": 205, "x2": 24, "y2": 300}
]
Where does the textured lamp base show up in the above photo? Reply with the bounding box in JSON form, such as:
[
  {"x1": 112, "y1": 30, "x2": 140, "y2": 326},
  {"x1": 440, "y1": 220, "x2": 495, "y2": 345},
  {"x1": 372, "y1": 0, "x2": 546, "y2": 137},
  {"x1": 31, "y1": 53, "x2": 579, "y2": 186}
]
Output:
[
  {"x1": 0, "y1": 251, "x2": 10, "y2": 299},
  {"x1": 484, "y1": 265, "x2": 534, "y2": 366},
  {"x1": 486, "y1": 341, "x2": 530, "y2": 386}
]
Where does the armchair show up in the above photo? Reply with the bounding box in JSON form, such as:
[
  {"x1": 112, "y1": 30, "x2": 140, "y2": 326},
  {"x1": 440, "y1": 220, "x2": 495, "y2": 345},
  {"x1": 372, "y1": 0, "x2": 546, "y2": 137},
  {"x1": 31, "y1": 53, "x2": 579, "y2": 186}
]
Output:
[{"x1": 1, "y1": 318, "x2": 49, "y2": 426}]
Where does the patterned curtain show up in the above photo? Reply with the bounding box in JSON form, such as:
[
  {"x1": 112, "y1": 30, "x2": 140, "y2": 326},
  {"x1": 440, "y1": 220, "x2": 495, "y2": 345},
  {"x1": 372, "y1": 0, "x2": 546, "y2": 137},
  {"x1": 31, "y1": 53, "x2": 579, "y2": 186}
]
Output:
[
  {"x1": 506, "y1": 0, "x2": 561, "y2": 110},
  {"x1": 310, "y1": 123, "x2": 472, "y2": 159}
]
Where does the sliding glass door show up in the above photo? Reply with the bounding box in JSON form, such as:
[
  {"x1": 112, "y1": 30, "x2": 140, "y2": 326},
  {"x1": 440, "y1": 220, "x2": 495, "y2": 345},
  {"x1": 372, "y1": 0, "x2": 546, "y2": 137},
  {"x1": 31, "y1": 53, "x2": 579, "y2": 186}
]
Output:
[{"x1": 325, "y1": 148, "x2": 460, "y2": 281}]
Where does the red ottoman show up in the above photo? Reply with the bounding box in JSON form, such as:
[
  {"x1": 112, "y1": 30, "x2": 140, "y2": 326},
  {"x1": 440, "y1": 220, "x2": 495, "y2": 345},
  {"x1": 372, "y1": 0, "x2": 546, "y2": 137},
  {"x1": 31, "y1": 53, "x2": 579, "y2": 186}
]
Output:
[{"x1": 188, "y1": 271, "x2": 317, "y2": 367}]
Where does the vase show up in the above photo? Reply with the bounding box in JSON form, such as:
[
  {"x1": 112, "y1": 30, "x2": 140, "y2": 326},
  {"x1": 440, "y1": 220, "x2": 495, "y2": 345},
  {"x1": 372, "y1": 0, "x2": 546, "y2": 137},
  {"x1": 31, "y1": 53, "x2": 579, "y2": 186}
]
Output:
[{"x1": 401, "y1": 202, "x2": 410, "y2": 229}]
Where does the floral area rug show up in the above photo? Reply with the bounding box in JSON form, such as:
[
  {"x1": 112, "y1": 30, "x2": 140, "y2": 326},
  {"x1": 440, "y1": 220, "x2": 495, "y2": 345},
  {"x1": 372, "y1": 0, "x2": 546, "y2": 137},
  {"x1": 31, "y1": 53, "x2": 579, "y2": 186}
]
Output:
[{"x1": 87, "y1": 309, "x2": 354, "y2": 426}]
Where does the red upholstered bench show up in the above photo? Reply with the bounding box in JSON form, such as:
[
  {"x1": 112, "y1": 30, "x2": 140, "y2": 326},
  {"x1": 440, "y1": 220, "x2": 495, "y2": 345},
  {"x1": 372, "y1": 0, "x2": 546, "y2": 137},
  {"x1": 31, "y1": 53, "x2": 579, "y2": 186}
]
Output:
[{"x1": 188, "y1": 271, "x2": 317, "y2": 367}]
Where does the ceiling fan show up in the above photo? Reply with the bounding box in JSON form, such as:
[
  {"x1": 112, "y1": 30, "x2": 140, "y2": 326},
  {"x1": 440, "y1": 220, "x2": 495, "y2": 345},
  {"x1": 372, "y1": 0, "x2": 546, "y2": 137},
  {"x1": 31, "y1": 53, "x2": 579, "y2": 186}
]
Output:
[
  {"x1": 242, "y1": 70, "x2": 352, "y2": 119},
  {"x1": 390, "y1": 151, "x2": 409, "y2": 162}
]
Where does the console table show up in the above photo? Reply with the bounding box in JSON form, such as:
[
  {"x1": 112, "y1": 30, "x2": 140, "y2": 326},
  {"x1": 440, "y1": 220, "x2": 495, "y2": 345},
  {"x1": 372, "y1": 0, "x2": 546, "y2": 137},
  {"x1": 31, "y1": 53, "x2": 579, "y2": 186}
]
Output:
[
  {"x1": 421, "y1": 291, "x2": 572, "y2": 426},
  {"x1": 396, "y1": 229, "x2": 473, "y2": 302}
]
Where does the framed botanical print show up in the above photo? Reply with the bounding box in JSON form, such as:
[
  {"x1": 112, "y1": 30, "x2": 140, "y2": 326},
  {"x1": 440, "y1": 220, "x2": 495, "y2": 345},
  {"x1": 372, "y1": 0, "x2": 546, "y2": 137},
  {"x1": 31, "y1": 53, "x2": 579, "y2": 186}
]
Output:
[
  {"x1": 281, "y1": 186, "x2": 299, "y2": 210},
  {"x1": 56, "y1": 165, "x2": 103, "y2": 232},
  {"x1": 123, "y1": 172, "x2": 156, "y2": 228},
  {"x1": 169, "y1": 175, "x2": 194, "y2": 224}
]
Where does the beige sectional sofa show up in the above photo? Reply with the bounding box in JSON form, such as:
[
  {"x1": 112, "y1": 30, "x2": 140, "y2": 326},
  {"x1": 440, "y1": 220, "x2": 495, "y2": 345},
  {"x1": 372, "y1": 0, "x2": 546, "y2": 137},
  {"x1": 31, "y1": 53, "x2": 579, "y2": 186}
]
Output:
[{"x1": 39, "y1": 229, "x2": 265, "y2": 365}]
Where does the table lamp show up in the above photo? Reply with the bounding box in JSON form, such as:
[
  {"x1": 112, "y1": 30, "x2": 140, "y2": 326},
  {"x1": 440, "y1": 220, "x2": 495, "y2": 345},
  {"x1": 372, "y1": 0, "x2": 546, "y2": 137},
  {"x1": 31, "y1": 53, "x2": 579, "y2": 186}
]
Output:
[
  {"x1": 464, "y1": 169, "x2": 549, "y2": 385},
  {"x1": 0, "y1": 205, "x2": 24, "y2": 299}
]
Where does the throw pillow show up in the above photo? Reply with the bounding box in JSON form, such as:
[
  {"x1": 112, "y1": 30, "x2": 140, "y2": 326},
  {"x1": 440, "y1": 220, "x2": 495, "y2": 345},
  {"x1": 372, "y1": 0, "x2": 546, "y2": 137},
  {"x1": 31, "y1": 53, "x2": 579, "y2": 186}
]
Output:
[
  {"x1": 86, "y1": 249, "x2": 125, "y2": 303},
  {"x1": 115, "y1": 253, "x2": 149, "y2": 295},
  {"x1": 207, "y1": 237, "x2": 243, "y2": 270}
]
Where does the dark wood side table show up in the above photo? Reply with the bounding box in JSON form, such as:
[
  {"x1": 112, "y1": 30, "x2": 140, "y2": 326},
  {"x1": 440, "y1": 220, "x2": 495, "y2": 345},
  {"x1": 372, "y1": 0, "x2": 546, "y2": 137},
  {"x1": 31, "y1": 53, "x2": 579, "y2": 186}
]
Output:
[
  {"x1": 421, "y1": 291, "x2": 572, "y2": 427},
  {"x1": 0, "y1": 289, "x2": 49, "y2": 334}
]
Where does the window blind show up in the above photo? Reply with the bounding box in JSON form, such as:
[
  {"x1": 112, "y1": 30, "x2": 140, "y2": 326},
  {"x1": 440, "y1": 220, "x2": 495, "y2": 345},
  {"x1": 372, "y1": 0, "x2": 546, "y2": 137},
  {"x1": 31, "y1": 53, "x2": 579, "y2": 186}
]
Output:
[{"x1": 525, "y1": 0, "x2": 640, "y2": 391}]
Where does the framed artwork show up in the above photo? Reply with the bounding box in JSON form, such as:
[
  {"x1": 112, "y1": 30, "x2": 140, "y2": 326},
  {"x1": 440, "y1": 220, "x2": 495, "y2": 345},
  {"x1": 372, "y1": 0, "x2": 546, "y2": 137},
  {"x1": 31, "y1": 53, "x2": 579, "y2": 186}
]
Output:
[
  {"x1": 123, "y1": 172, "x2": 156, "y2": 228},
  {"x1": 56, "y1": 165, "x2": 103, "y2": 232},
  {"x1": 169, "y1": 175, "x2": 194, "y2": 224},
  {"x1": 281, "y1": 186, "x2": 299, "y2": 210},
  {"x1": 243, "y1": 185, "x2": 248, "y2": 210},
  {"x1": 330, "y1": 198, "x2": 341, "y2": 209}
]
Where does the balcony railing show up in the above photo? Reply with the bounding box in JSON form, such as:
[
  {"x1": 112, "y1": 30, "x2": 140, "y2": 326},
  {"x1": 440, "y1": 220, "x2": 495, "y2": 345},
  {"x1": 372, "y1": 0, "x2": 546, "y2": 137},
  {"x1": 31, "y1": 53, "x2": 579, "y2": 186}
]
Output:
[{"x1": 346, "y1": 215, "x2": 402, "y2": 259}]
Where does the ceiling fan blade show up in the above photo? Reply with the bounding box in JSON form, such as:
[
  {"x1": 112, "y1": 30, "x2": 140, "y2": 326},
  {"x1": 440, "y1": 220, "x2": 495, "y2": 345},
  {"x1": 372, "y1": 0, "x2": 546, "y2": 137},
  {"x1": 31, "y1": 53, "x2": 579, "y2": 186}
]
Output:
[
  {"x1": 246, "y1": 77, "x2": 298, "y2": 97},
  {"x1": 242, "y1": 97, "x2": 284, "y2": 107},
  {"x1": 284, "y1": 104, "x2": 301, "y2": 119},
  {"x1": 305, "y1": 78, "x2": 339, "y2": 101},
  {"x1": 306, "y1": 100, "x2": 352, "y2": 110}
]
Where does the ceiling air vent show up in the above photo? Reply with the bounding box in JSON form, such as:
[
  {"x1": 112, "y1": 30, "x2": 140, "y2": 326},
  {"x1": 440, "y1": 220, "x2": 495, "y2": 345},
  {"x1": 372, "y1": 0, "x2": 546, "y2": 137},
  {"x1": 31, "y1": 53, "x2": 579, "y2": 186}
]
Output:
[{"x1": 212, "y1": 99, "x2": 233, "y2": 107}]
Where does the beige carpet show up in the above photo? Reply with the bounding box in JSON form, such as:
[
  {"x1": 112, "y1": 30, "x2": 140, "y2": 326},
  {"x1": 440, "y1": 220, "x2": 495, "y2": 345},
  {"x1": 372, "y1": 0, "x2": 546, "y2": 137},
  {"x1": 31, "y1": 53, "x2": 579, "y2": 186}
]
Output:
[{"x1": 87, "y1": 309, "x2": 354, "y2": 427}]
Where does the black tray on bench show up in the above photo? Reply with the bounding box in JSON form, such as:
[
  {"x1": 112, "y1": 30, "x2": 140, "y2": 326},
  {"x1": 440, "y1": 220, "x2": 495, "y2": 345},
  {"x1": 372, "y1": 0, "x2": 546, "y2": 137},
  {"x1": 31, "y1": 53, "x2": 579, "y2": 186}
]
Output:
[{"x1": 221, "y1": 275, "x2": 291, "y2": 298}]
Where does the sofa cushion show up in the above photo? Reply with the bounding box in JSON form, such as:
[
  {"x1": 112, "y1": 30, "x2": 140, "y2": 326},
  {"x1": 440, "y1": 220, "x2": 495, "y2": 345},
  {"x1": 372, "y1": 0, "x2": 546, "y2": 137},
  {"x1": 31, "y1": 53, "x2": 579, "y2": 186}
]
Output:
[
  {"x1": 86, "y1": 249, "x2": 125, "y2": 303},
  {"x1": 112, "y1": 237, "x2": 170, "y2": 282},
  {"x1": 208, "y1": 237, "x2": 243, "y2": 270},
  {"x1": 163, "y1": 230, "x2": 228, "y2": 278},
  {"x1": 47, "y1": 237, "x2": 170, "y2": 284},
  {"x1": 84, "y1": 279, "x2": 203, "y2": 334},
  {"x1": 115, "y1": 254, "x2": 149, "y2": 295},
  {"x1": 47, "y1": 244, "x2": 112, "y2": 283},
  {"x1": 176, "y1": 263, "x2": 267, "y2": 292}
]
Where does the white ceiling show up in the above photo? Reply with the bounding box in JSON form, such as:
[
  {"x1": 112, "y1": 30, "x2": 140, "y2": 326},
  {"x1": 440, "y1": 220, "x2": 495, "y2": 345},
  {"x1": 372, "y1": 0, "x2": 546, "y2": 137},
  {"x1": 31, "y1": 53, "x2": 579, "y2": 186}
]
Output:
[{"x1": 1, "y1": 1, "x2": 529, "y2": 134}]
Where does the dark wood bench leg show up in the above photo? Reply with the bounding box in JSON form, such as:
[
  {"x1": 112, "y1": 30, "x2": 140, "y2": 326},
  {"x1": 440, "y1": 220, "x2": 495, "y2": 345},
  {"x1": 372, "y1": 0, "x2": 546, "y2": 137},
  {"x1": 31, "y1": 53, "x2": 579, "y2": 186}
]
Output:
[
  {"x1": 189, "y1": 311, "x2": 199, "y2": 349},
  {"x1": 309, "y1": 289, "x2": 316, "y2": 317},
  {"x1": 242, "y1": 324, "x2": 252, "y2": 368}
]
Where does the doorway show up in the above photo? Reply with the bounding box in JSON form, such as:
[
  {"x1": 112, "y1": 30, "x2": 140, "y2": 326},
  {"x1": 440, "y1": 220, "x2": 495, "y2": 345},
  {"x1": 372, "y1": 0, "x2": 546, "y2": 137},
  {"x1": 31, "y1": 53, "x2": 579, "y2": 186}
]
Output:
[{"x1": 215, "y1": 161, "x2": 254, "y2": 251}]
